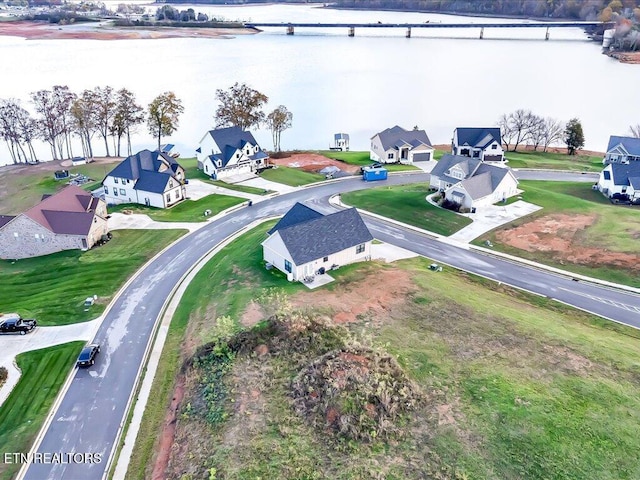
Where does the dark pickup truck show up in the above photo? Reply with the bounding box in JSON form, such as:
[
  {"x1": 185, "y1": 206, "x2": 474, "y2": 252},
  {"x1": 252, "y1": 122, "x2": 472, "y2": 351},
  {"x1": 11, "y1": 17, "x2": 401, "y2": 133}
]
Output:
[{"x1": 0, "y1": 313, "x2": 37, "y2": 335}]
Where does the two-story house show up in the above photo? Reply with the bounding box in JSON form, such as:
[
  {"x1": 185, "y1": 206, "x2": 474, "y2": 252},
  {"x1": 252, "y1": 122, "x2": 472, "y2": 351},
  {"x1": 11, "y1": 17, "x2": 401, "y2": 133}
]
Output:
[
  {"x1": 196, "y1": 126, "x2": 269, "y2": 180},
  {"x1": 370, "y1": 126, "x2": 434, "y2": 164},
  {"x1": 451, "y1": 127, "x2": 505, "y2": 162},
  {"x1": 602, "y1": 135, "x2": 640, "y2": 165},
  {"x1": 102, "y1": 149, "x2": 186, "y2": 208}
]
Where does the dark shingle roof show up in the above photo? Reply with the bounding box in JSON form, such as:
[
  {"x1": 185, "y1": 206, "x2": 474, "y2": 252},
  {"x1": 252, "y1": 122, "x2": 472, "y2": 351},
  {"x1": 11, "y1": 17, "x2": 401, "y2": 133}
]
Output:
[
  {"x1": 375, "y1": 125, "x2": 432, "y2": 151},
  {"x1": 609, "y1": 162, "x2": 640, "y2": 186},
  {"x1": 0, "y1": 215, "x2": 15, "y2": 228},
  {"x1": 207, "y1": 126, "x2": 261, "y2": 164},
  {"x1": 268, "y1": 202, "x2": 324, "y2": 235},
  {"x1": 606, "y1": 136, "x2": 640, "y2": 156},
  {"x1": 134, "y1": 171, "x2": 171, "y2": 194},
  {"x1": 430, "y1": 154, "x2": 481, "y2": 179},
  {"x1": 106, "y1": 149, "x2": 180, "y2": 181},
  {"x1": 455, "y1": 127, "x2": 501, "y2": 148},
  {"x1": 276, "y1": 208, "x2": 373, "y2": 265},
  {"x1": 41, "y1": 210, "x2": 95, "y2": 235}
]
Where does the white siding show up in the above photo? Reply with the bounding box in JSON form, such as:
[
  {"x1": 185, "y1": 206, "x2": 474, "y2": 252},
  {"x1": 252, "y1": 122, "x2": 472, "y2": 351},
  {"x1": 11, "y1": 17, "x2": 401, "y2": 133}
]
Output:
[{"x1": 370, "y1": 135, "x2": 384, "y2": 162}]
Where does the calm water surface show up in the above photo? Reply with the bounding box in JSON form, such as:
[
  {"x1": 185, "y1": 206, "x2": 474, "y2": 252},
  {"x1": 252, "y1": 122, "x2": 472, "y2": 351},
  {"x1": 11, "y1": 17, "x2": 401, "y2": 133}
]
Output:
[{"x1": 0, "y1": 4, "x2": 637, "y2": 164}]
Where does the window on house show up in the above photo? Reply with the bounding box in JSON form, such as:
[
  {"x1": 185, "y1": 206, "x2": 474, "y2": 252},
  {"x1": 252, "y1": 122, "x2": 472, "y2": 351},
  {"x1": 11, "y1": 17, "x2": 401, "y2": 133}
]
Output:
[
  {"x1": 492, "y1": 144, "x2": 497, "y2": 150},
  {"x1": 120, "y1": 189, "x2": 126, "y2": 195},
  {"x1": 323, "y1": 256, "x2": 328, "y2": 262},
  {"x1": 34, "y1": 234, "x2": 39, "y2": 240},
  {"x1": 166, "y1": 193, "x2": 171, "y2": 202},
  {"x1": 169, "y1": 180, "x2": 173, "y2": 188},
  {"x1": 114, "y1": 189, "x2": 119, "y2": 196},
  {"x1": 284, "y1": 259, "x2": 292, "y2": 273},
  {"x1": 114, "y1": 178, "x2": 118, "y2": 184},
  {"x1": 104, "y1": 186, "x2": 109, "y2": 195},
  {"x1": 13, "y1": 232, "x2": 18, "y2": 239},
  {"x1": 356, "y1": 244, "x2": 365, "y2": 254},
  {"x1": 387, "y1": 153, "x2": 394, "y2": 159},
  {"x1": 473, "y1": 151, "x2": 480, "y2": 158},
  {"x1": 236, "y1": 153, "x2": 240, "y2": 158}
]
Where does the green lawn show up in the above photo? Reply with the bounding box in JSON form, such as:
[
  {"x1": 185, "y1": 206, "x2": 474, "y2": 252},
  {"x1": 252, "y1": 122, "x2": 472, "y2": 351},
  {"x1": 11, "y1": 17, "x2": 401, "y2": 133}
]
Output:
[
  {"x1": 505, "y1": 150, "x2": 602, "y2": 172},
  {"x1": 317, "y1": 150, "x2": 421, "y2": 172},
  {"x1": 0, "y1": 342, "x2": 84, "y2": 480},
  {"x1": 0, "y1": 229, "x2": 186, "y2": 325},
  {"x1": 342, "y1": 184, "x2": 472, "y2": 236},
  {"x1": 108, "y1": 194, "x2": 245, "y2": 222},
  {"x1": 259, "y1": 166, "x2": 325, "y2": 186},
  {"x1": 478, "y1": 180, "x2": 640, "y2": 286},
  {"x1": 179, "y1": 158, "x2": 272, "y2": 195}
]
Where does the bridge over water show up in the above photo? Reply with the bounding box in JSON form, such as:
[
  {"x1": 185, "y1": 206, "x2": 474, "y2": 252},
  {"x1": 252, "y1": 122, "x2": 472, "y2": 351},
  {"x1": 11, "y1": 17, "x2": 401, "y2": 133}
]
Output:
[{"x1": 245, "y1": 21, "x2": 612, "y2": 40}]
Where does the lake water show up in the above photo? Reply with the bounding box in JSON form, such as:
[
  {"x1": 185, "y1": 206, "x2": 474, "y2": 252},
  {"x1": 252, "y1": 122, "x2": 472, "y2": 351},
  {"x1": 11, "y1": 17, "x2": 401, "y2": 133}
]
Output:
[{"x1": 1, "y1": 3, "x2": 638, "y2": 165}]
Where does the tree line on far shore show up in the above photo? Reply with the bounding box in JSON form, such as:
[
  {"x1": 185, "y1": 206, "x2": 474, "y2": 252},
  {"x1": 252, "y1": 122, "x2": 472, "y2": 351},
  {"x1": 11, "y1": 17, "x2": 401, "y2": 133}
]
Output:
[{"x1": 0, "y1": 83, "x2": 292, "y2": 165}]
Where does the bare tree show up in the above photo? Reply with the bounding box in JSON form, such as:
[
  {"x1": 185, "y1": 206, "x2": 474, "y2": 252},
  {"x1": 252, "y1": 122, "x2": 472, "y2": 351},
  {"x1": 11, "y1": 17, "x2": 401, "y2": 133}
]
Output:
[
  {"x1": 266, "y1": 105, "x2": 293, "y2": 152},
  {"x1": 629, "y1": 124, "x2": 640, "y2": 138},
  {"x1": 498, "y1": 109, "x2": 536, "y2": 152},
  {"x1": 71, "y1": 90, "x2": 98, "y2": 160},
  {"x1": 525, "y1": 114, "x2": 545, "y2": 151},
  {"x1": 498, "y1": 113, "x2": 517, "y2": 150},
  {"x1": 0, "y1": 99, "x2": 28, "y2": 164},
  {"x1": 110, "y1": 88, "x2": 144, "y2": 156},
  {"x1": 31, "y1": 88, "x2": 65, "y2": 160},
  {"x1": 93, "y1": 86, "x2": 116, "y2": 157},
  {"x1": 52, "y1": 86, "x2": 77, "y2": 159},
  {"x1": 214, "y1": 83, "x2": 268, "y2": 131},
  {"x1": 147, "y1": 92, "x2": 184, "y2": 150},
  {"x1": 541, "y1": 117, "x2": 564, "y2": 152}
]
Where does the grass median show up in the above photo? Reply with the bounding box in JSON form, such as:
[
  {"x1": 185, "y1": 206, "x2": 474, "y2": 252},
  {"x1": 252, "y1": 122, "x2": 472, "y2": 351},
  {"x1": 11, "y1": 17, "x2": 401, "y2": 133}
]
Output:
[
  {"x1": 0, "y1": 229, "x2": 187, "y2": 326},
  {"x1": 259, "y1": 166, "x2": 324, "y2": 186},
  {"x1": 0, "y1": 342, "x2": 84, "y2": 480},
  {"x1": 318, "y1": 150, "x2": 422, "y2": 172},
  {"x1": 342, "y1": 184, "x2": 472, "y2": 236}
]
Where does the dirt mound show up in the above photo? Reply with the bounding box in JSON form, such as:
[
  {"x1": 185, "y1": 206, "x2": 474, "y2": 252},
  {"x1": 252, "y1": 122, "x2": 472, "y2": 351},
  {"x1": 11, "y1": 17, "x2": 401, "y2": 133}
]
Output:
[
  {"x1": 270, "y1": 152, "x2": 361, "y2": 174},
  {"x1": 496, "y1": 213, "x2": 640, "y2": 270},
  {"x1": 291, "y1": 346, "x2": 421, "y2": 442}
]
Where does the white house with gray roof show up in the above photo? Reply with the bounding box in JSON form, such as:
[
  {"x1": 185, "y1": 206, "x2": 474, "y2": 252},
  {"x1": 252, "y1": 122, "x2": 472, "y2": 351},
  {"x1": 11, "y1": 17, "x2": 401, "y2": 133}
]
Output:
[
  {"x1": 597, "y1": 162, "x2": 640, "y2": 202},
  {"x1": 196, "y1": 126, "x2": 269, "y2": 180},
  {"x1": 370, "y1": 125, "x2": 434, "y2": 164},
  {"x1": 452, "y1": 127, "x2": 504, "y2": 162},
  {"x1": 430, "y1": 154, "x2": 519, "y2": 210},
  {"x1": 262, "y1": 203, "x2": 373, "y2": 282},
  {"x1": 102, "y1": 149, "x2": 186, "y2": 208},
  {"x1": 603, "y1": 135, "x2": 640, "y2": 165}
]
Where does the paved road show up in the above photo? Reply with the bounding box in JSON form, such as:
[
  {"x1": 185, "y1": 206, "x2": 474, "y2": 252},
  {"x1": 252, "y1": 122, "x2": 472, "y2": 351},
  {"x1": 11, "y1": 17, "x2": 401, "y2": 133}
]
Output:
[{"x1": 23, "y1": 171, "x2": 637, "y2": 480}]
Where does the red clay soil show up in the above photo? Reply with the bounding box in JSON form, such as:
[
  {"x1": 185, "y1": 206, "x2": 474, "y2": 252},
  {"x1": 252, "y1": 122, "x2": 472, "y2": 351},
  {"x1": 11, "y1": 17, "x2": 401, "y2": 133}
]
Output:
[
  {"x1": 151, "y1": 375, "x2": 186, "y2": 480},
  {"x1": 0, "y1": 20, "x2": 253, "y2": 40},
  {"x1": 270, "y1": 153, "x2": 361, "y2": 174},
  {"x1": 495, "y1": 213, "x2": 640, "y2": 270}
]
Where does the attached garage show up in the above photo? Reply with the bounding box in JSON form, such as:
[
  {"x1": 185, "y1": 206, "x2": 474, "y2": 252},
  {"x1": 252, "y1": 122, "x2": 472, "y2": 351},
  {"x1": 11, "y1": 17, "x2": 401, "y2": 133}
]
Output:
[{"x1": 413, "y1": 152, "x2": 432, "y2": 162}]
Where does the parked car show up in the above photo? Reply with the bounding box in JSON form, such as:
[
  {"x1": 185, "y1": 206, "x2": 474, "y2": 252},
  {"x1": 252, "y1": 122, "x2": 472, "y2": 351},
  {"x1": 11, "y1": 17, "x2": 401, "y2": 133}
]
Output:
[
  {"x1": 76, "y1": 343, "x2": 100, "y2": 367},
  {"x1": 0, "y1": 313, "x2": 37, "y2": 335}
]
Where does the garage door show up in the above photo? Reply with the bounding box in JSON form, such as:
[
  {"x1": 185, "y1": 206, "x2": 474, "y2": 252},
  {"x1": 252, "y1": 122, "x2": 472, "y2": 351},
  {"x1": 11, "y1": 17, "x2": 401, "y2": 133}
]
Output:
[{"x1": 413, "y1": 152, "x2": 431, "y2": 162}]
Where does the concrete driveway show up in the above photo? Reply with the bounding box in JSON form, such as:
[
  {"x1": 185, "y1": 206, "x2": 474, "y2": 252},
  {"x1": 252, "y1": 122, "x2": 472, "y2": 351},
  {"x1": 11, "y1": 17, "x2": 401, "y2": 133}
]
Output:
[
  {"x1": 0, "y1": 319, "x2": 100, "y2": 406},
  {"x1": 449, "y1": 200, "x2": 542, "y2": 242},
  {"x1": 186, "y1": 178, "x2": 262, "y2": 201},
  {"x1": 237, "y1": 176, "x2": 299, "y2": 194}
]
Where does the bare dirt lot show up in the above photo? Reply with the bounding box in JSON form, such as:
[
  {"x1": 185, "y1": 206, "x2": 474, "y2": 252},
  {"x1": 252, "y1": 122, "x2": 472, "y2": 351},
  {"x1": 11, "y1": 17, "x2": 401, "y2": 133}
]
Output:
[
  {"x1": 495, "y1": 213, "x2": 640, "y2": 270},
  {"x1": 270, "y1": 152, "x2": 361, "y2": 174}
]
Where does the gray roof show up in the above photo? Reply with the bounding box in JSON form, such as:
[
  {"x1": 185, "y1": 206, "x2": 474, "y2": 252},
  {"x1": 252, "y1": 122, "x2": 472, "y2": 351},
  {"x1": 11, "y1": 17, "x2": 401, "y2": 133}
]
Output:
[
  {"x1": 430, "y1": 154, "x2": 482, "y2": 181},
  {"x1": 459, "y1": 164, "x2": 511, "y2": 200},
  {"x1": 0, "y1": 215, "x2": 15, "y2": 228},
  {"x1": 374, "y1": 125, "x2": 432, "y2": 151},
  {"x1": 455, "y1": 127, "x2": 501, "y2": 148},
  {"x1": 606, "y1": 135, "x2": 640, "y2": 156},
  {"x1": 275, "y1": 207, "x2": 373, "y2": 265},
  {"x1": 609, "y1": 162, "x2": 640, "y2": 186},
  {"x1": 267, "y1": 202, "x2": 324, "y2": 235},
  {"x1": 629, "y1": 177, "x2": 640, "y2": 189}
]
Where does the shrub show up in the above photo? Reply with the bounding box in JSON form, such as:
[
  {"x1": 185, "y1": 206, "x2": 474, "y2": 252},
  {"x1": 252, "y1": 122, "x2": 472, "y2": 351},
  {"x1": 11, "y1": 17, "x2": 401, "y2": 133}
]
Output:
[
  {"x1": 0, "y1": 366, "x2": 7, "y2": 387},
  {"x1": 441, "y1": 198, "x2": 462, "y2": 212}
]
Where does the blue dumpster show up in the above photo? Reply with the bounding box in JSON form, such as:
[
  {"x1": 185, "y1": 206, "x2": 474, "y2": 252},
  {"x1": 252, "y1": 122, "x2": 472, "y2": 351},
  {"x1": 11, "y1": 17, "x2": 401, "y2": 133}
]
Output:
[{"x1": 362, "y1": 166, "x2": 388, "y2": 181}]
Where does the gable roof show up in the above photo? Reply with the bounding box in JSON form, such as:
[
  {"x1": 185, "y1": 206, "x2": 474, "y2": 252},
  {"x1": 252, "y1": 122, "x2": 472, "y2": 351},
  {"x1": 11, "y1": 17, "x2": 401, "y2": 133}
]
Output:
[
  {"x1": 609, "y1": 162, "x2": 640, "y2": 186},
  {"x1": 430, "y1": 154, "x2": 482, "y2": 182},
  {"x1": 21, "y1": 185, "x2": 101, "y2": 236},
  {"x1": 458, "y1": 165, "x2": 511, "y2": 200},
  {"x1": 267, "y1": 202, "x2": 324, "y2": 235},
  {"x1": 455, "y1": 127, "x2": 501, "y2": 148},
  {"x1": 134, "y1": 170, "x2": 171, "y2": 194},
  {"x1": 105, "y1": 149, "x2": 180, "y2": 181},
  {"x1": 273, "y1": 207, "x2": 373, "y2": 265},
  {"x1": 374, "y1": 125, "x2": 432, "y2": 151},
  {"x1": 206, "y1": 126, "x2": 262, "y2": 164},
  {"x1": 606, "y1": 136, "x2": 640, "y2": 156}
]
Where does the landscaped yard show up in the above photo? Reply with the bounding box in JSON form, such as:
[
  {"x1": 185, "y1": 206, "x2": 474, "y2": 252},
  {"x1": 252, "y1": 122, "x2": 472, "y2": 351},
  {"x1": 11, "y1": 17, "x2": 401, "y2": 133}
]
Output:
[
  {"x1": 108, "y1": 194, "x2": 245, "y2": 222},
  {"x1": 504, "y1": 150, "x2": 602, "y2": 172},
  {"x1": 0, "y1": 342, "x2": 84, "y2": 480},
  {"x1": 477, "y1": 180, "x2": 640, "y2": 287},
  {"x1": 0, "y1": 229, "x2": 186, "y2": 325},
  {"x1": 179, "y1": 158, "x2": 271, "y2": 196},
  {"x1": 342, "y1": 184, "x2": 472, "y2": 236},
  {"x1": 127, "y1": 220, "x2": 640, "y2": 480},
  {"x1": 318, "y1": 150, "x2": 423, "y2": 172},
  {"x1": 259, "y1": 166, "x2": 324, "y2": 186}
]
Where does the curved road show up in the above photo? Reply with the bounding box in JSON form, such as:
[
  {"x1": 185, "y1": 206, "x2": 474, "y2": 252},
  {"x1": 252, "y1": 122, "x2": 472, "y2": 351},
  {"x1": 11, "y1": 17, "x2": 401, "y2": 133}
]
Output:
[{"x1": 25, "y1": 170, "x2": 638, "y2": 480}]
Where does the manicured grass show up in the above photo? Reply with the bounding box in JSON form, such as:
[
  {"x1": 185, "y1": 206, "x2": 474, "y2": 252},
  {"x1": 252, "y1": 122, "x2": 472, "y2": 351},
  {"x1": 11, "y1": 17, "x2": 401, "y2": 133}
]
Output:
[
  {"x1": 259, "y1": 166, "x2": 324, "y2": 186},
  {"x1": 180, "y1": 158, "x2": 272, "y2": 195},
  {"x1": 125, "y1": 220, "x2": 307, "y2": 480},
  {"x1": 0, "y1": 342, "x2": 84, "y2": 480},
  {"x1": 342, "y1": 184, "x2": 472, "y2": 236},
  {"x1": 0, "y1": 229, "x2": 186, "y2": 326},
  {"x1": 505, "y1": 150, "x2": 602, "y2": 172},
  {"x1": 108, "y1": 194, "x2": 245, "y2": 222},
  {"x1": 318, "y1": 150, "x2": 420, "y2": 172},
  {"x1": 477, "y1": 180, "x2": 640, "y2": 286}
]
